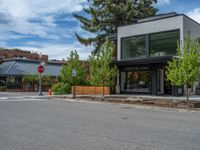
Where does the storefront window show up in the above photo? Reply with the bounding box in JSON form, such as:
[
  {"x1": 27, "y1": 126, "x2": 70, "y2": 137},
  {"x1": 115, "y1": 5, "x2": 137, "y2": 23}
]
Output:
[
  {"x1": 6, "y1": 77, "x2": 22, "y2": 89},
  {"x1": 124, "y1": 71, "x2": 151, "y2": 93},
  {"x1": 150, "y1": 30, "x2": 179, "y2": 57},
  {"x1": 121, "y1": 35, "x2": 146, "y2": 59}
]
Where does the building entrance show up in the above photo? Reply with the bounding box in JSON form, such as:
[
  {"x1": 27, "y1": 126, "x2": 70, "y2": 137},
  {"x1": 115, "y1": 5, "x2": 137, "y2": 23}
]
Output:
[{"x1": 121, "y1": 71, "x2": 152, "y2": 93}]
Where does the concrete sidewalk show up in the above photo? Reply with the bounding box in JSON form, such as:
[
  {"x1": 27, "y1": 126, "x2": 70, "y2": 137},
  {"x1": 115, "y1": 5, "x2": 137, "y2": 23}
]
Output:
[
  {"x1": 0, "y1": 92, "x2": 47, "y2": 95},
  {"x1": 107, "y1": 94, "x2": 200, "y2": 101},
  {"x1": 24, "y1": 94, "x2": 200, "y2": 101},
  {"x1": 1, "y1": 92, "x2": 200, "y2": 101},
  {"x1": 60, "y1": 94, "x2": 200, "y2": 101},
  {"x1": 0, "y1": 92, "x2": 48, "y2": 98}
]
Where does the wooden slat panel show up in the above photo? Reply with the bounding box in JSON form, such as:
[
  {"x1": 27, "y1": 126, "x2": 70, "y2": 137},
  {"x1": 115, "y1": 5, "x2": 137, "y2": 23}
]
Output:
[{"x1": 72, "y1": 86, "x2": 110, "y2": 95}]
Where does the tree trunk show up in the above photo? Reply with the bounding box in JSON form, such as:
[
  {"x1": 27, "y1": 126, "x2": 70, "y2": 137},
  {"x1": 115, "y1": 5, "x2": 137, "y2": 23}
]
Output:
[
  {"x1": 102, "y1": 80, "x2": 105, "y2": 101},
  {"x1": 185, "y1": 83, "x2": 189, "y2": 102}
]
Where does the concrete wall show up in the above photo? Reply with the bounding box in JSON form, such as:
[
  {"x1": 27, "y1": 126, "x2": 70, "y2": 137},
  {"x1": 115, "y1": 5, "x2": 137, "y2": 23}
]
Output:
[
  {"x1": 117, "y1": 16, "x2": 184, "y2": 60},
  {"x1": 183, "y1": 16, "x2": 200, "y2": 40}
]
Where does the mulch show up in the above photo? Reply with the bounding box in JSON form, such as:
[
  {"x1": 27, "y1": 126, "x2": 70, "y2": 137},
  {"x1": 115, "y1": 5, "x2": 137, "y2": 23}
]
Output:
[{"x1": 76, "y1": 96, "x2": 200, "y2": 110}]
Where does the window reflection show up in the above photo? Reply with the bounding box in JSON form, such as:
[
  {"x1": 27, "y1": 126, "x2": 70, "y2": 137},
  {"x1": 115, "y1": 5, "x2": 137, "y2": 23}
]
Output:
[
  {"x1": 124, "y1": 71, "x2": 151, "y2": 93},
  {"x1": 121, "y1": 30, "x2": 180, "y2": 59},
  {"x1": 121, "y1": 35, "x2": 146, "y2": 59},
  {"x1": 150, "y1": 30, "x2": 179, "y2": 57}
]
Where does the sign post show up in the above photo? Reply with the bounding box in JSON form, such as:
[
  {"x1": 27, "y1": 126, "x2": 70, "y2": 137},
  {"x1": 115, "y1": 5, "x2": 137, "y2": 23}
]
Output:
[
  {"x1": 37, "y1": 65, "x2": 44, "y2": 96},
  {"x1": 72, "y1": 69, "x2": 77, "y2": 99}
]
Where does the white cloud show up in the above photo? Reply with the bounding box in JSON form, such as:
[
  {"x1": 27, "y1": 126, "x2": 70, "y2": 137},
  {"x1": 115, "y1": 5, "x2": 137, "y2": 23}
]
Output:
[
  {"x1": 0, "y1": 0, "x2": 87, "y2": 19},
  {"x1": 0, "y1": 0, "x2": 33, "y2": 19},
  {"x1": 0, "y1": 0, "x2": 88, "y2": 39},
  {"x1": 0, "y1": 0, "x2": 94, "y2": 60},
  {"x1": 187, "y1": 8, "x2": 200, "y2": 23},
  {"x1": 11, "y1": 41, "x2": 91, "y2": 60},
  {"x1": 157, "y1": 0, "x2": 171, "y2": 5}
]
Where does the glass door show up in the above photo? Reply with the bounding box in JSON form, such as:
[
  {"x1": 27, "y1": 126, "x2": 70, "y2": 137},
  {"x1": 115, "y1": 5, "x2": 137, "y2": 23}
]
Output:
[{"x1": 124, "y1": 71, "x2": 152, "y2": 93}]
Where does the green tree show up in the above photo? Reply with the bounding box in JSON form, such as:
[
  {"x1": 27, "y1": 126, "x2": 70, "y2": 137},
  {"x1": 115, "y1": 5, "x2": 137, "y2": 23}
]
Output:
[
  {"x1": 166, "y1": 37, "x2": 200, "y2": 101},
  {"x1": 42, "y1": 75, "x2": 52, "y2": 87},
  {"x1": 23, "y1": 74, "x2": 52, "y2": 86},
  {"x1": 73, "y1": 0, "x2": 158, "y2": 53},
  {"x1": 22, "y1": 75, "x2": 39, "y2": 84},
  {"x1": 59, "y1": 51, "x2": 86, "y2": 85},
  {"x1": 89, "y1": 39, "x2": 118, "y2": 97}
]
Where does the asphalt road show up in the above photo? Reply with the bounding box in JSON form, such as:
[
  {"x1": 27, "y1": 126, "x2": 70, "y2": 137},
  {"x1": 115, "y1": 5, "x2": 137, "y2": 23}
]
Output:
[{"x1": 0, "y1": 95, "x2": 200, "y2": 150}]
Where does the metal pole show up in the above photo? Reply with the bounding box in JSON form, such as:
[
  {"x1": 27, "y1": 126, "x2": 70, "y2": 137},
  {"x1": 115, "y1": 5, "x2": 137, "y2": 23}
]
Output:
[
  {"x1": 102, "y1": 79, "x2": 105, "y2": 100},
  {"x1": 72, "y1": 84, "x2": 75, "y2": 99},
  {"x1": 72, "y1": 82, "x2": 76, "y2": 99},
  {"x1": 38, "y1": 73, "x2": 43, "y2": 96},
  {"x1": 72, "y1": 69, "x2": 76, "y2": 99}
]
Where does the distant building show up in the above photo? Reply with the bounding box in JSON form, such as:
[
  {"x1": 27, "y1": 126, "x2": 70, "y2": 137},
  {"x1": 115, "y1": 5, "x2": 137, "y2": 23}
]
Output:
[
  {"x1": 0, "y1": 58, "x2": 90, "y2": 92},
  {"x1": 48, "y1": 59, "x2": 67, "y2": 64},
  {"x1": 0, "y1": 48, "x2": 48, "y2": 61},
  {"x1": 0, "y1": 58, "x2": 62, "y2": 92},
  {"x1": 0, "y1": 48, "x2": 90, "y2": 92}
]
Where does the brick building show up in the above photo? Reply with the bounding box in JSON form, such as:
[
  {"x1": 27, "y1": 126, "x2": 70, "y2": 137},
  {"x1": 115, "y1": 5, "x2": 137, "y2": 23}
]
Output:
[{"x1": 0, "y1": 48, "x2": 48, "y2": 61}]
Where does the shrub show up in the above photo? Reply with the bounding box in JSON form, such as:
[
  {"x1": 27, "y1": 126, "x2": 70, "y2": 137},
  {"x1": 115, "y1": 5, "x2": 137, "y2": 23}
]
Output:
[
  {"x1": 83, "y1": 80, "x2": 91, "y2": 86},
  {"x1": 52, "y1": 82, "x2": 71, "y2": 95},
  {"x1": 0, "y1": 86, "x2": 6, "y2": 92}
]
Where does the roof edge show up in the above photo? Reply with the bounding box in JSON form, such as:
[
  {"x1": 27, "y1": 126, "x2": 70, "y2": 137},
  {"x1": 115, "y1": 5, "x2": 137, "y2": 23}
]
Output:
[{"x1": 118, "y1": 12, "x2": 200, "y2": 28}]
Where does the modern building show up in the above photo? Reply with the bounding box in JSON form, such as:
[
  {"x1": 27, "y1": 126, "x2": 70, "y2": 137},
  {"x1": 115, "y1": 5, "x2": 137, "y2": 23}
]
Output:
[
  {"x1": 114, "y1": 12, "x2": 200, "y2": 96},
  {"x1": 0, "y1": 48, "x2": 48, "y2": 61},
  {"x1": 0, "y1": 58, "x2": 62, "y2": 92}
]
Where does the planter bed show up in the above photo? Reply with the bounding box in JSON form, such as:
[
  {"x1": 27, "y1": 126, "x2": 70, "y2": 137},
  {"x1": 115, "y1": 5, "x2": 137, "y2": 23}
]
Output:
[{"x1": 75, "y1": 96, "x2": 200, "y2": 110}]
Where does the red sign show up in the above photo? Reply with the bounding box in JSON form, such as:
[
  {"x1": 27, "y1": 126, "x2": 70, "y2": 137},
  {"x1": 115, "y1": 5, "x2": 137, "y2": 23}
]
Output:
[{"x1": 38, "y1": 65, "x2": 44, "y2": 73}]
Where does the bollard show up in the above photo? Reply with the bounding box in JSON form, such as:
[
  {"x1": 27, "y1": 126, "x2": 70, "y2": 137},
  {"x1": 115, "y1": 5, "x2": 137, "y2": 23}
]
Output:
[{"x1": 48, "y1": 89, "x2": 52, "y2": 96}]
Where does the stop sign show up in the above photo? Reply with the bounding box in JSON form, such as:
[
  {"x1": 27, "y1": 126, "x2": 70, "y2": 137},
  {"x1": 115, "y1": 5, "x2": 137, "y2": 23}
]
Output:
[{"x1": 38, "y1": 65, "x2": 44, "y2": 73}]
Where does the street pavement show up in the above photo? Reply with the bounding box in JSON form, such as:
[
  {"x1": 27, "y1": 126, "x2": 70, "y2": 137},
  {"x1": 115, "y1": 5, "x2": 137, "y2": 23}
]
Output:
[
  {"x1": 0, "y1": 94, "x2": 200, "y2": 150},
  {"x1": 0, "y1": 92, "x2": 47, "y2": 98}
]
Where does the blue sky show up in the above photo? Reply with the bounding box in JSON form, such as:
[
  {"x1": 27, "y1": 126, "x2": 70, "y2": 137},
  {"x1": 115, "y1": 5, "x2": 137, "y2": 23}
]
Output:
[{"x1": 0, "y1": 0, "x2": 200, "y2": 60}]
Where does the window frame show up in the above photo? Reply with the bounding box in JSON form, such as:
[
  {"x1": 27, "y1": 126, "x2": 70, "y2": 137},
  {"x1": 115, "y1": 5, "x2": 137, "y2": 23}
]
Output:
[
  {"x1": 149, "y1": 29, "x2": 180, "y2": 57},
  {"x1": 120, "y1": 29, "x2": 180, "y2": 60},
  {"x1": 121, "y1": 34, "x2": 147, "y2": 60}
]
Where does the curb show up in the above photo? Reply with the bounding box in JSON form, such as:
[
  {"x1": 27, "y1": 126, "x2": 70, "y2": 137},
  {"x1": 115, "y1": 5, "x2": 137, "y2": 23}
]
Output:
[
  {"x1": 60, "y1": 98, "x2": 200, "y2": 112},
  {"x1": 22, "y1": 95, "x2": 200, "y2": 111},
  {"x1": 23, "y1": 95, "x2": 72, "y2": 99}
]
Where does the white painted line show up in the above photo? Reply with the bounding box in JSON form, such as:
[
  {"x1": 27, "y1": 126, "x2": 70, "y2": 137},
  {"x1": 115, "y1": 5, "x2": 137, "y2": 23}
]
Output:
[
  {"x1": 0, "y1": 97, "x2": 8, "y2": 100},
  {"x1": 0, "y1": 99, "x2": 48, "y2": 102}
]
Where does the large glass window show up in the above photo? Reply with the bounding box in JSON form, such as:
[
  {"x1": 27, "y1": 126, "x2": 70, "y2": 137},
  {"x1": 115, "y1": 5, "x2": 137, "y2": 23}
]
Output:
[
  {"x1": 6, "y1": 77, "x2": 22, "y2": 89},
  {"x1": 121, "y1": 35, "x2": 146, "y2": 59},
  {"x1": 122, "y1": 71, "x2": 152, "y2": 93},
  {"x1": 150, "y1": 30, "x2": 179, "y2": 57}
]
